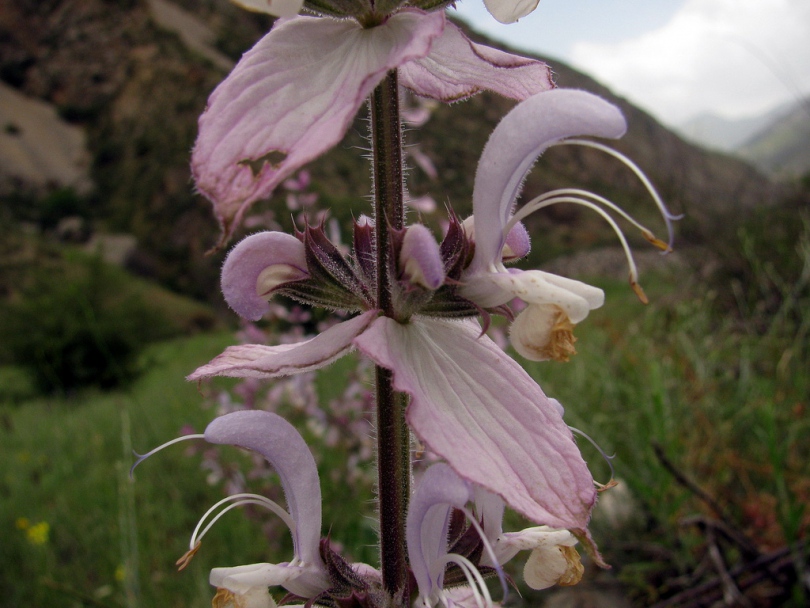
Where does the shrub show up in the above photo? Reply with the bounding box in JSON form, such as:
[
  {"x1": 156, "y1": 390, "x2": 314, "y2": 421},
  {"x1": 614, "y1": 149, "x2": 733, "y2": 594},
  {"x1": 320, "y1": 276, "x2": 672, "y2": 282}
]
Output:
[{"x1": 0, "y1": 254, "x2": 171, "y2": 393}]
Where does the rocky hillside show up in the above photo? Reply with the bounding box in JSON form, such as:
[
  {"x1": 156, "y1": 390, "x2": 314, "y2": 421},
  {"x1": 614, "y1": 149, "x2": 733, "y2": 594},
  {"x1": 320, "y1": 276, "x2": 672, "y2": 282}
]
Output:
[{"x1": 0, "y1": 0, "x2": 787, "y2": 301}]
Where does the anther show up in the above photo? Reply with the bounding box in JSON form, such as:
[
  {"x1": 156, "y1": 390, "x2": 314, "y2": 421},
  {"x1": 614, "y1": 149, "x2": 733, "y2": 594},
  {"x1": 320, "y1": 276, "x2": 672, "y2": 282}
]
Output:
[
  {"x1": 595, "y1": 479, "x2": 619, "y2": 493},
  {"x1": 642, "y1": 230, "x2": 671, "y2": 252},
  {"x1": 629, "y1": 278, "x2": 649, "y2": 304},
  {"x1": 176, "y1": 540, "x2": 202, "y2": 571}
]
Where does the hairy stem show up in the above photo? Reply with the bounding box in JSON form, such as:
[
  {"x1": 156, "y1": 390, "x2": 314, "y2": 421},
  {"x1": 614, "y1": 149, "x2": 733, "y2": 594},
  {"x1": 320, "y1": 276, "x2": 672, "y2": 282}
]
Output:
[
  {"x1": 370, "y1": 69, "x2": 410, "y2": 599},
  {"x1": 371, "y1": 69, "x2": 405, "y2": 315}
]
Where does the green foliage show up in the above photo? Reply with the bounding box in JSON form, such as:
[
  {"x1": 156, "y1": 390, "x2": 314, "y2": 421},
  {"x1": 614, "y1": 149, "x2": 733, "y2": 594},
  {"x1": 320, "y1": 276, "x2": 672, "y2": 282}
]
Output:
[
  {"x1": 524, "y1": 267, "x2": 808, "y2": 604},
  {"x1": 0, "y1": 254, "x2": 173, "y2": 393},
  {"x1": 712, "y1": 195, "x2": 810, "y2": 332},
  {"x1": 1, "y1": 261, "x2": 807, "y2": 605},
  {"x1": 0, "y1": 333, "x2": 265, "y2": 608},
  {"x1": 2, "y1": 187, "x2": 92, "y2": 230}
]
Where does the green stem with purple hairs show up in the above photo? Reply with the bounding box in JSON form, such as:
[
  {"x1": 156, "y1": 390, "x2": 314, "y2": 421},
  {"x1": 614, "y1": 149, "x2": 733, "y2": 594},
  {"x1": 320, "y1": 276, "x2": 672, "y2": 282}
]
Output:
[{"x1": 370, "y1": 69, "x2": 411, "y2": 601}]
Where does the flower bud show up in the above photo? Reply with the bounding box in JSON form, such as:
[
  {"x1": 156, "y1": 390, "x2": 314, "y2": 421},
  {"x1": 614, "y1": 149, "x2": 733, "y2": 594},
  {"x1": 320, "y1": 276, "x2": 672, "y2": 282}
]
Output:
[
  {"x1": 399, "y1": 224, "x2": 445, "y2": 290},
  {"x1": 503, "y1": 221, "x2": 530, "y2": 261}
]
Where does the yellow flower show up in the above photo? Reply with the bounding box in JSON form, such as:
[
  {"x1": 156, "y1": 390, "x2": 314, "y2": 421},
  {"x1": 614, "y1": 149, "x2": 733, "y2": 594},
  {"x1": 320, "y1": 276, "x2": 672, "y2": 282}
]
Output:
[
  {"x1": 15, "y1": 517, "x2": 30, "y2": 530},
  {"x1": 26, "y1": 521, "x2": 49, "y2": 545}
]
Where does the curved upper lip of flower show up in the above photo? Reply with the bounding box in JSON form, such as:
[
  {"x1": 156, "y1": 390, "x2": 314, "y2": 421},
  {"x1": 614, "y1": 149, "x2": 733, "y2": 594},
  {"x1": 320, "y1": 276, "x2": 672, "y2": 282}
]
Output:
[
  {"x1": 203, "y1": 410, "x2": 331, "y2": 598},
  {"x1": 407, "y1": 463, "x2": 475, "y2": 603},
  {"x1": 465, "y1": 89, "x2": 628, "y2": 279}
]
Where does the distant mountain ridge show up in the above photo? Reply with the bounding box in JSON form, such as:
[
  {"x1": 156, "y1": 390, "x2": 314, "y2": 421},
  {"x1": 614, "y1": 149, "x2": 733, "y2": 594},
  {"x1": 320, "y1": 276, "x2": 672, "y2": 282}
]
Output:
[
  {"x1": 677, "y1": 105, "x2": 791, "y2": 152},
  {"x1": 677, "y1": 98, "x2": 810, "y2": 180}
]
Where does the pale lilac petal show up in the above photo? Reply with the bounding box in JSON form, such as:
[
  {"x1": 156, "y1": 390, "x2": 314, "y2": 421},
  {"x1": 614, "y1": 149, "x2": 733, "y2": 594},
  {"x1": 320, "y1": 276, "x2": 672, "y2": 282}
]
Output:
[
  {"x1": 483, "y1": 0, "x2": 540, "y2": 24},
  {"x1": 406, "y1": 463, "x2": 472, "y2": 598},
  {"x1": 188, "y1": 311, "x2": 377, "y2": 380},
  {"x1": 400, "y1": 224, "x2": 445, "y2": 290},
  {"x1": 192, "y1": 10, "x2": 445, "y2": 244},
  {"x1": 355, "y1": 317, "x2": 596, "y2": 530},
  {"x1": 210, "y1": 562, "x2": 326, "y2": 599},
  {"x1": 470, "y1": 89, "x2": 627, "y2": 273},
  {"x1": 222, "y1": 231, "x2": 308, "y2": 321},
  {"x1": 399, "y1": 19, "x2": 553, "y2": 103},
  {"x1": 204, "y1": 411, "x2": 325, "y2": 570},
  {"x1": 230, "y1": 0, "x2": 303, "y2": 17}
]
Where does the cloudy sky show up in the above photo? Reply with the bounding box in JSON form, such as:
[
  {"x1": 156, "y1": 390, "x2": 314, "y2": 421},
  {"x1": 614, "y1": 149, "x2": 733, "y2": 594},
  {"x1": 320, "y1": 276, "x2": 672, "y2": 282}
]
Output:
[{"x1": 453, "y1": 0, "x2": 810, "y2": 127}]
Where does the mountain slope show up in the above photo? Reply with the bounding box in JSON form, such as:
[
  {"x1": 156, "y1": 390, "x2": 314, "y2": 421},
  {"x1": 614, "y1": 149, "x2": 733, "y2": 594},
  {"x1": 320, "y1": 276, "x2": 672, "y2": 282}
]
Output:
[
  {"x1": 0, "y1": 0, "x2": 786, "y2": 299},
  {"x1": 676, "y1": 107, "x2": 789, "y2": 153},
  {"x1": 736, "y1": 99, "x2": 810, "y2": 180}
]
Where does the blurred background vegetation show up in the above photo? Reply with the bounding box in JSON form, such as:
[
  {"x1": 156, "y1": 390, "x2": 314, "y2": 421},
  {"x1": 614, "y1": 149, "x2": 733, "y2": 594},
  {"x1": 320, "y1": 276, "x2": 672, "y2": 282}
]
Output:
[{"x1": 1, "y1": 0, "x2": 808, "y2": 606}]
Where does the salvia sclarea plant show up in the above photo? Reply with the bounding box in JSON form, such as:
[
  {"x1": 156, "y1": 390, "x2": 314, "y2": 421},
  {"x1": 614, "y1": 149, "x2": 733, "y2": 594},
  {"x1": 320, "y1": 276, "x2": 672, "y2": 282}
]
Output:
[{"x1": 133, "y1": 0, "x2": 680, "y2": 605}]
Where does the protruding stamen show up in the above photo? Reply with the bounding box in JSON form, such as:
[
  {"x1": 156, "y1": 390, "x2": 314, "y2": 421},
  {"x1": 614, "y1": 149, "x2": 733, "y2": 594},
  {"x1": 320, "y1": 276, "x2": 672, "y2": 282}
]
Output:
[
  {"x1": 189, "y1": 493, "x2": 295, "y2": 551},
  {"x1": 595, "y1": 479, "x2": 619, "y2": 493},
  {"x1": 630, "y1": 277, "x2": 649, "y2": 304},
  {"x1": 506, "y1": 194, "x2": 644, "y2": 298},
  {"x1": 569, "y1": 426, "x2": 616, "y2": 486},
  {"x1": 552, "y1": 138, "x2": 681, "y2": 249},
  {"x1": 505, "y1": 187, "x2": 660, "y2": 243},
  {"x1": 130, "y1": 434, "x2": 206, "y2": 478},
  {"x1": 176, "y1": 540, "x2": 201, "y2": 571},
  {"x1": 642, "y1": 230, "x2": 672, "y2": 252}
]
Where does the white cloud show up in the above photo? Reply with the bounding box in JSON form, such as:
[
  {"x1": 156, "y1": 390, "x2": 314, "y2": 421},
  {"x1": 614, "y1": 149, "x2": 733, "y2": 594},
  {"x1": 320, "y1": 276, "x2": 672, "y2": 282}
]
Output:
[{"x1": 569, "y1": 0, "x2": 810, "y2": 125}]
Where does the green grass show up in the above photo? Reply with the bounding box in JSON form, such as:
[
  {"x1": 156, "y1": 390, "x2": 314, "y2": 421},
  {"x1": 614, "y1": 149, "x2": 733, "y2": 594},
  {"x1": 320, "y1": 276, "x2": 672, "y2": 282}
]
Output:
[
  {"x1": 1, "y1": 269, "x2": 807, "y2": 606},
  {"x1": 0, "y1": 333, "x2": 273, "y2": 607},
  {"x1": 523, "y1": 273, "x2": 809, "y2": 603},
  {"x1": 0, "y1": 332, "x2": 383, "y2": 608}
]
